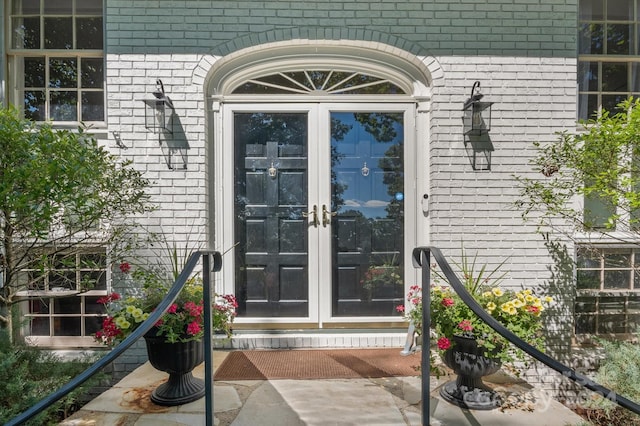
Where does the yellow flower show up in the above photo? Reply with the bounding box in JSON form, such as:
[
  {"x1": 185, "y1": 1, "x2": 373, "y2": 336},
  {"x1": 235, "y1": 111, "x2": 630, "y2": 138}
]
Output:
[
  {"x1": 544, "y1": 296, "x2": 553, "y2": 303},
  {"x1": 500, "y1": 302, "x2": 511, "y2": 313},
  {"x1": 482, "y1": 291, "x2": 492, "y2": 298},
  {"x1": 125, "y1": 305, "x2": 137, "y2": 314},
  {"x1": 508, "y1": 306, "x2": 517, "y2": 315},
  {"x1": 525, "y1": 294, "x2": 535, "y2": 302},
  {"x1": 115, "y1": 317, "x2": 131, "y2": 330},
  {"x1": 516, "y1": 292, "x2": 525, "y2": 300},
  {"x1": 492, "y1": 288, "x2": 504, "y2": 297},
  {"x1": 512, "y1": 299, "x2": 524, "y2": 308},
  {"x1": 523, "y1": 289, "x2": 532, "y2": 295},
  {"x1": 486, "y1": 301, "x2": 496, "y2": 312}
]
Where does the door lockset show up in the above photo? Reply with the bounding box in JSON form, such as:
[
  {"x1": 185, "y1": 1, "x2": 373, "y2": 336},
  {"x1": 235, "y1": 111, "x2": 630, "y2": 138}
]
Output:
[
  {"x1": 302, "y1": 205, "x2": 319, "y2": 227},
  {"x1": 322, "y1": 204, "x2": 337, "y2": 227}
]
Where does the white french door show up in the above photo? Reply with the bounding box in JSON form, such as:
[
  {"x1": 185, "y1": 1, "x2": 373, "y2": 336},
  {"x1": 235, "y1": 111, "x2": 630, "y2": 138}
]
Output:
[{"x1": 222, "y1": 103, "x2": 415, "y2": 326}]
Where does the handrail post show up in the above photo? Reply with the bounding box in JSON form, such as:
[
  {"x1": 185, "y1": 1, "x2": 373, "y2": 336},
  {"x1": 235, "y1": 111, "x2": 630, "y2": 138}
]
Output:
[
  {"x1": 202, "y1": 251, "x2": 222, "y2": 426},
  {"x1": 202, "y1": 253, "x2": 213, "y2": 426},
  {"x1": 420, "y1": 249, "x2": 431, "y2": 426}
]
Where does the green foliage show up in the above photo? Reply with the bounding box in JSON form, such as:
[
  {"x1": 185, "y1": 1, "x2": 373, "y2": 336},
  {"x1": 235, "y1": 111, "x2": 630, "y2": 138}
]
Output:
[
  {"x1": 584, "y1": 332, "x2": 640, "y2": 424},
  {"x1": 0, "y1": 105, "x2": 154, "y2": 332},
  {"x1": 0, "y1": 330, "x2": 101, "y2": 425},
  {"x1": 516, "y1": 97, "x2": 640, "y2": 236}
]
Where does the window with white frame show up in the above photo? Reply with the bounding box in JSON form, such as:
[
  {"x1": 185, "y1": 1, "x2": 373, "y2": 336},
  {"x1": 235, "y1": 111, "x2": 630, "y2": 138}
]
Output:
[
  {"x1": 17, "y1": 248, "x2": 108, "y2": 346},
  {"x1": 578, "y1": 0, "x2": 640, "y2": 121},
  {"x1": 575, "y1": 246, "x2": 640, "y2": 337},
  {"x1": 7, "y1": 0, "x2": 104, "y2": 124}
]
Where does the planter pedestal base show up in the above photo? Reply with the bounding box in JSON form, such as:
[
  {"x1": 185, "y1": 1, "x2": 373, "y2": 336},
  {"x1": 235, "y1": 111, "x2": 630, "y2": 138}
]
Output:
[
  {"x1": 150, "y1": 372, "x2": 205, "y2": 406},
  {"x1": 439, "y1": 377, "x2": 501, "y2": 410}
]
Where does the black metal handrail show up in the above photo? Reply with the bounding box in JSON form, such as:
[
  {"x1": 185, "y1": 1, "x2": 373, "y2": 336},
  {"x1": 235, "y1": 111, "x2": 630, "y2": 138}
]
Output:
[
  {"x1": 7, "y1": 250, "x2": 222, "y2": 426},
  {"x1": 413, "y1": 246, "x2": 640, "y2": 425}
]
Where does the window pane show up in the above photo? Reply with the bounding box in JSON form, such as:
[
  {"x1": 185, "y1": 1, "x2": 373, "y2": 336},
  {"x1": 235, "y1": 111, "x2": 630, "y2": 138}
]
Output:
[
  {"x1": 49, "y1": 57, "x2": 77, "y2": 88},
  {"x1": 604, "y1": 250, "x2": 631, "y2": 268},
  {"x1": 578, "y1": 93, "x2": 599, "y2": 121},
  {"x1": 584, "y1": 191, "x2": 615, "y2": 227},
  {"x1": 81, "y1": 91, "x2": 105, "y2": 121},
  {"x1": 12, "y1": 0, "x2": 41, "y2": 14},
  {"x1": 580, "y1": 0, "x2": 604, "y2": 20},
  {"x1": 598, "y1": 314, "x2": 627, "y2": 333},
  {"x1": 12, "y1": 17, "x2": 40, "y2": 49},
  {"x1": 604, "y1": 270, "x2": 631, "y2": 288},
  {"x1": 77, "y1": 17, "x2": 103, "y2": 49},
  {"x1": 80, "y1": 270, "x2": 106, "y2": 290},
  {"x1": 577, "y1": 247, "x2": 601, "y2": 268},
  {"x1": 85, "y1": 296, "x2": 106, "y2": 315},
  {"x1": 607, "y1": 24, "x2": 631, "y2": 55},
  {"x1": 608, "y1": 0, "x2": 633, "y2": 20},
  {"x1": 44, "y1": 17, "x2": 72, "y2": 49},
  {"x1": 602, "y1": 94, "x2": 628, "y2": 113},
  {"x1": 578, "y1": 61, "x2": 599, "y2": 92},
  {"x1": 55, "y1": 317, "x2": 81, "y2": 336},
  {"x1": 50, "y1": 91, "x2": 78, "y2": 121},
  {"x1": 24, "y1": 90, "x2": 45, "y2": 121},
  {"x1": 54, "y1": 297, "x2": 81, "y2": 314},
  {"x1": 602, "y1": 63, "x2": 628, "y2": 91},
  {"x1": 30, "y1": 317, "x2": 50, "y2": 336},
  {"x1": 76, "y1": 0, "x2": 103, "y2": 15},
  {"x1": 579, "y1": 23, "x2": 604, "y2": 54},
  {"x1": 30, "y1": 299, "x2": 50, "y2": 314},
  {"x1": 24, "y1": 57, "x2": 45, "y2": 87},
  {"x1": 81, "y1": 58, "x2": 103, "y2": 88},
  {"x1": 577, "y1": 269, "x2": 601, "y2": 289},
  {"x1": 44, "y1": 0, "x2": 72, "y2": 14},
  {"x1": 85, "y1": 316, "x2": 102, "y2": 334},
  {"x1": 632, "y1": 63, "x2": 640, "y2": 91}
]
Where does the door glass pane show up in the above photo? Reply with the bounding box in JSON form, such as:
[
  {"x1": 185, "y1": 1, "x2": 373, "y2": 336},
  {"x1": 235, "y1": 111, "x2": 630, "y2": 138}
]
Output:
[
  {"x1": 234, "y1": 112, "x2": 309, "y2": 317},
  {"x1": 330, "y1": 112, "x2": 404, "y2": 317}
]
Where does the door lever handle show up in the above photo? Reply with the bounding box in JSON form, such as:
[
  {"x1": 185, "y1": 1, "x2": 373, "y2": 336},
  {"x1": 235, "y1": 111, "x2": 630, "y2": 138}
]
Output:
[
  {"x1": 322, "y1": 204, "x2": 337, "y2": 227},
  {"x1": 302, "y1": 205, "x2": 319, "y2": 227}
]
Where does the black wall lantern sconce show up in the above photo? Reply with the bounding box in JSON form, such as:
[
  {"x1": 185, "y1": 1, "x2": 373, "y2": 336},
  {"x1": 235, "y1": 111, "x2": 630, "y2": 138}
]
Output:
[
  {"x1": 462, "y1": 81, "x2": 493, "y2": 136},
  {"x1": 142, "y1": 79, "x2": 174, "y2": 134}
]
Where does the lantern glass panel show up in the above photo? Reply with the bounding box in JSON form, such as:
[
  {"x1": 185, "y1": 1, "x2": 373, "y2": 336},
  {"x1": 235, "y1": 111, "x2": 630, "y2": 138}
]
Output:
[{"x1": 463, "y1": 101, "x2": 493, "y2": 135}]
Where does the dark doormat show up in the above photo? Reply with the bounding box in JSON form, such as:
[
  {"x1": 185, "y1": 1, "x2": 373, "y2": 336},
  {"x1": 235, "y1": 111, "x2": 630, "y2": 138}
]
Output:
[{"x1": 214, "y1": 348, "x2": 421, "y2": 380}]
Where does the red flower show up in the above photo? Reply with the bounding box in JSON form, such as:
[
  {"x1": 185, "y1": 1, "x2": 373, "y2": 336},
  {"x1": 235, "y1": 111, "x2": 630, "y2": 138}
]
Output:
[
  {"x1": 526, "y1": 305, "x2": 540, "y2": 313},
  {"x1": 458, "y1": 319, "x2": 473, "y2": 332},
  {"x1": 437, "y1": 337, "x2": 451, "y2": 350},
  {"x1": 167, "y1": 303, "x2": 178, "y2": 314},
  {"x1": 441, "y1": 297, "x2": 454, "y2": 307},
  {"x1": 186, "y1": 321, "x2": 201, "y2": 336},
  {"x1": 119, "y1": 262, "x2": 131, "y2": 274},
  {"x1": 395, "y1": 304, "x2": 405, "y2": 313}
]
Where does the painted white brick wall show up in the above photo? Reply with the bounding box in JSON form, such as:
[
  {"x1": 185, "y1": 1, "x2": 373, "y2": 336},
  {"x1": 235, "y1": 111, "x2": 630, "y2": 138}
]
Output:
[{"x1": 104, "y1": 52, "x2": 578, "y2": 393}]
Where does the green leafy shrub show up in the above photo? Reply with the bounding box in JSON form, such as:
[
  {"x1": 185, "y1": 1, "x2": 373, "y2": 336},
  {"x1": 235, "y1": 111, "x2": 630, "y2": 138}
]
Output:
[
  {"x1": 580, "y1": 332, "x2": 640, "y2": 425},
  {"x1": 0, "y1": 330, "x2": 102, "y2": 425}
]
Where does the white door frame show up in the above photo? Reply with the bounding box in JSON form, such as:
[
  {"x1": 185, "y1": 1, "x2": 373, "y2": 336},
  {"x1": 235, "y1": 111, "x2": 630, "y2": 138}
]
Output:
[{"x1": 218, "y1": 102, "x2": 417, "y2": 327}]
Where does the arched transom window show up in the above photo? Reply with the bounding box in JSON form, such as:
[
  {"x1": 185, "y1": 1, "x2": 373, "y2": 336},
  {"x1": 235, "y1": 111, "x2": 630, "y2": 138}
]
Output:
[{"x1": 231, "y1": 70, "x2": 407, "y2": 95}]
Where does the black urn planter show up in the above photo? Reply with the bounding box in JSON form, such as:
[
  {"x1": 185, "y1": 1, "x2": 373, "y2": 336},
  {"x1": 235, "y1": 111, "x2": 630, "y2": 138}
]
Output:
[
  {"x1": 144, "y1": 333, "x2": 205, "y2": 406},
  {"x1": 440, "y1": 335, "x2": 502, "y2": 410}
]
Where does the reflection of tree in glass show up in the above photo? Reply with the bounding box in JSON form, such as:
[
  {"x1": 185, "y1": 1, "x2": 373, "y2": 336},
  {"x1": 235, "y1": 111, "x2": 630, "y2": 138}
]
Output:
[
  {"x1": 330, "y1": 117, "x2": 351, "y2": 211},
  {"x1": 354, "y1": 113, "x2": 399, "y2": 143}
]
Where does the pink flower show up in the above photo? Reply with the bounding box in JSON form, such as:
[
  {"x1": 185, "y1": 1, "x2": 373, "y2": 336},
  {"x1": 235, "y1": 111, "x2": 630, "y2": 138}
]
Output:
[
  {"x1": 186, "y1": 321, "x2": 201, "y2": 336},
  {"x1": 437, "y1": 337, "x2": 451, "y2": 350},
  {"x1": 441, "y1": 297, "x2": 454, "y2": 307},
  {"x1": 458, "y1": 319, "x2": 473, "y2": 332},
  {"x1": 119, "y1": 262, "x2": 131, "y2": 274},
  {"x1": 167, "y1": 304, "x2": 178, "y2": 314},
  {"x1": 395, "y1": 304, "x2": 405, "y2": 313},
  {"x1": 184, "y1": 301, "x2": 203, "y2": 317}
]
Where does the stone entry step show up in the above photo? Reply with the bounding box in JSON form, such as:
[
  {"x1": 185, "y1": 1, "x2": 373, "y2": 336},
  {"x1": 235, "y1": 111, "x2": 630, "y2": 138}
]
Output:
[{"x1": 60, "y1": 351, "x2": 586, "y2": 426}]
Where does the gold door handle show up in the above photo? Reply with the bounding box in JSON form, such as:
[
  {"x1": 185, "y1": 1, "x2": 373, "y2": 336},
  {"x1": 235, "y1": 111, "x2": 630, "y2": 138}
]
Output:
[
  {"x1": 302, "y1": 205, "x2": 319, "y2": 227},
  {"x1": 322, "y1": 204, "x2": 337, "y2": 227}
]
